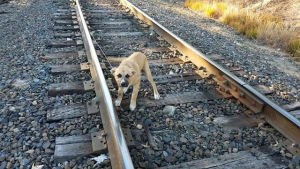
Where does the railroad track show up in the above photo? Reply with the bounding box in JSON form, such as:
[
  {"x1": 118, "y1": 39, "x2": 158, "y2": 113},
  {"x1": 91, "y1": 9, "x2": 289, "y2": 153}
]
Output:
[{"x1": 44, "y1": 0, "x2": 300, "y2": 168}]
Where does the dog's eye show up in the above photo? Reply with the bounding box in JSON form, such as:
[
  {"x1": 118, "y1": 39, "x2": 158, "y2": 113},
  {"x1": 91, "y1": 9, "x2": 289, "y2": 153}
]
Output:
[
  {"x1": 125, "y1": 74, "x2": 130, "y2": 78},
  {"x1": 117, "y1": 74, "x2": 122, "y2": 78}
]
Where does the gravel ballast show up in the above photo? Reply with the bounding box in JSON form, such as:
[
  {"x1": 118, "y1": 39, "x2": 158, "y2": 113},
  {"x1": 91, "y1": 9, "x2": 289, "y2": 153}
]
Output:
[
  {"x1": 128, "y1": 0, "x2": 300, "y2": 107},
  {"x1": 0, "y1": 0, "x2": 298, "y2": 168},
  {"x1": 0, "y1": 0, "x2": 104, "y2": 168}
]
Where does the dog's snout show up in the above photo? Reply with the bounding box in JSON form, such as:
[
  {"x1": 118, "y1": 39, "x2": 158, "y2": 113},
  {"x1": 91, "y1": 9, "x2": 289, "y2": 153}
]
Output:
[
  {"x1": 120, "y1": 79, "x2": 128, "y2": 87},
  {"x1": 121, "y1": 81, "x2": 127, "y2": 87}
]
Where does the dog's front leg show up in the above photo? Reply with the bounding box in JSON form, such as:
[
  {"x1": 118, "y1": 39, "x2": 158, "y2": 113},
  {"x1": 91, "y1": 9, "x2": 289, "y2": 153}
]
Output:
[
  {"x1": 130, "y1": 81, "x2": 140, "y2": 111},
  {"x1": 115, "y1": 87, "x2": 124, "y2": 106}
]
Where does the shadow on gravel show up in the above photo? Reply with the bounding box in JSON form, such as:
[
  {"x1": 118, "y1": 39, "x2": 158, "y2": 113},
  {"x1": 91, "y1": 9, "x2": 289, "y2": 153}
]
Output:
[{"x1": 0, "y1": 0, "x2": 11, "y2": 5}]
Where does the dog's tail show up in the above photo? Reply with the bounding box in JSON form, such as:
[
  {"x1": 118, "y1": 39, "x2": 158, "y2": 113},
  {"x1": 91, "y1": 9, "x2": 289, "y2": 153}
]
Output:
[{"x1": 107, "y1": 57, "x2": 127, "y2": 62}]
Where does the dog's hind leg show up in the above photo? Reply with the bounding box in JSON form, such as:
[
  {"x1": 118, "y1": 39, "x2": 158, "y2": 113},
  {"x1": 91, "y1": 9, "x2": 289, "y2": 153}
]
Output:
[
  {"x1": 143, "y1": 60, "x2": 160, "y2": 100},
  {"x1": 130, "y1": 81, "x2": 140, "y2": 111},
  {"x1": 115, "y1": 87, "x2": 124, "y2": 106}
]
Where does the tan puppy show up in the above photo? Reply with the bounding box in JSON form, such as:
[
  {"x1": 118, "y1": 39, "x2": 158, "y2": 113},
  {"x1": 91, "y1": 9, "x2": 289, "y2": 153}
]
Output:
[{"x1": 110, "y1": 52, "x2": 160, "y2": 111}]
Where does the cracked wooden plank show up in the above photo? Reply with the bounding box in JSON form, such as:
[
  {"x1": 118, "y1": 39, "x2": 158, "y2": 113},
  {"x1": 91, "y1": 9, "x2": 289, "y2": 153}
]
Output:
[{"x1": 159, "y1": 150, "x2": 285, "y2": 169}]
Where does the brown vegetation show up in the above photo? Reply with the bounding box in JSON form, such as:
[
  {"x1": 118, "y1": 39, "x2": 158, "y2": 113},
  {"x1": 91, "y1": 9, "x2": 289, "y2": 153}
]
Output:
[{"x1": 184, "y1": 0, "x2": 300, "y2": 57}]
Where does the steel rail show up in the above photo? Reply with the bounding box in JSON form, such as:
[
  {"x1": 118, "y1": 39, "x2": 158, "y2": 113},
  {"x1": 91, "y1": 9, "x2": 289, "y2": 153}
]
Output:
[
  {"x1": 119, "y1": 0, "x2": 300, "y2": 145},
  {"x1": 74, "y1": 0, "x2": 134, "y2": 168}
]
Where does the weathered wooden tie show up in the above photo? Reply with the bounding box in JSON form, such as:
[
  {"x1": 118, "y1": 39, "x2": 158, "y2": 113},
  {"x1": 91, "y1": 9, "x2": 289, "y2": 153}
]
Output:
[
  {"x1": 119, "y1": 91, "x2": 223, "y2": 110},
  {"x1": 48, "y1": 79, "x2": 113, "y2": 96},
  {"x1": 50, "y1": 62, "x2": 105, "y2": 74},
  {"x1": 89, "y1": 20, "x2": 132, "y2": 25},
  {"x1": 54, "y1": 128, "x2": 134, "y2": 162},
  {"x1": 48, "y1": 40, "x2": 83, "y2": 48},
  {"x1": 53, "y1": 25, "x2": 79, "y2": 31},
  {"x1": 54, "y1": 32, "x2": 81, "y2": 38},
  {"x1": 47, "y1": 100, "x2": 100, "y2": 121},
  {"x1": 159, "y1": 150, "x2": 286, "y2": 169},
  {"x1": 97, "y1": 31, "x2": 144, "y2": 37},
  {"x1": 48, "y1": 81, "x2": 94, "y2": 96},
  {"x1": 43, "y1": 52, "x2": 79, "y2": 59},
  {"x1": 55, "y1": 20, "x2": 78, "y2": 25}
]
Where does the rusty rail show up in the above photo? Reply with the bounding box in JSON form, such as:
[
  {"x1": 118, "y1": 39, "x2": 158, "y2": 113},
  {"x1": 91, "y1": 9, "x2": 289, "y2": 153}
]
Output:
[{"x1": 74, "y1": 0, "x2": 134, "y2": 168}]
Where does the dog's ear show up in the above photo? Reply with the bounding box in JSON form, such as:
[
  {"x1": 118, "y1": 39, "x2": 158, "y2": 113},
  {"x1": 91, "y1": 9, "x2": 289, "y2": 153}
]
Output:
[
  {"x1": 110, "y1": 67, "x2": 117, "y2": 75},
  {"x1": 131, "y1": 69, "x2": 136, "y2": 75}
]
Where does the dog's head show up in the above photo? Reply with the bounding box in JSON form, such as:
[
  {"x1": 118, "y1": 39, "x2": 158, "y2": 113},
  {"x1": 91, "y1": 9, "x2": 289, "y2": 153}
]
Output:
[{"x1": 111, "y1": 66, "x2": 136, "y2": 88}]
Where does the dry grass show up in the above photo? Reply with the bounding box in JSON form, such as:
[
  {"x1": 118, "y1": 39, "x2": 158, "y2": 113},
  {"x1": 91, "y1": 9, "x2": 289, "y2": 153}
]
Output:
[
  {"x1": 287, "y1": 40, "x2": 300, "y2": 57},
  {"x1": 184, "y1": 0, "x2": 228, "y2": 18},
  {"x1": 184, "y1": 0, "x2": 300, "y2": 57},
  {"x1": 222, "y1": 10, "x2": 258, "y2": 38}
]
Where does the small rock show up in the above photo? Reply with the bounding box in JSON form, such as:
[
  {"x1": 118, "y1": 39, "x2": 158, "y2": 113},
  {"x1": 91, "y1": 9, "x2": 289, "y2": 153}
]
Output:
[
  {"x1": 222, "y1": 134, "x2": 230, "y2": 140},
  {"x1": 0, "y1": 162, "x2": 5, "y2": 169},
  {"x1": 179, "y1": 137, "x2": 187, "y2": 144},
  {"x1": 195, "y1": 146, "x2": 200, "y2": 152},
  {"x1": 0, "y1": 155, "x2": 5, "y2": 162},
  {"x1": 175, "y1": 150, "x2": 183, "y2": 158},
  {"x1": 250, "y1": 148, "x2": 256, "y2": 156},
  {"x1": 200, "y1": 131, "x2": 208, "y2": 138},
  {"x1": 163, "y1": 137, "x2": 172, "y2": 143},
  {"x1": 144, "y1": 119, "x2": 152, "y2": 126},
  {"x1": 42, "y1": 141, "x2": 51, "y2": 149},
  {"x1": 31, "y1": 121, "x2": 38, "y2": 127},
  {"x1": 33, "y1": 79, "x2": 40, "y2": 83},
  {"x1": 9, "y1": 107, "x2": 16, "y2": 112},
  {"x1": 32, "y1": 101, "x2": 37, "y2": 105},
  {"x1": 258, "y1": 123, "x2": 264, "y2": 128},
  {"x1": 45, "y1": 149, "x2": 54, "y2": 154},
  {"x1": 163, "y1": 106, "x2": 176, "y2": 116},
  {"x1": 21, "y1": 158, "x2": 29, "y2": 166},
  {"x1": 196, "y1": 79, "x2": 205, "y2": 84},
  {"x1": 230, "y1": 141, "x2": 236, "y2": 148},
  {"x1": 136, "y1": 124, "x2": 143, "y2": 129},
  {"x1": 289, "y1": 163, "x2": 295, "y2": 169},
  {"x1": 64, "y1": 164, "x2": 71, "y2": 169},
  {"x1": 87, "y1": 159, "x2": 95, "y2": 166},
  {"x1": 204, "y1": 150, "x2": 211, "y2": 157},
  {"x1": 26, "y1": 149, "x2": 34, "y2": 154},
  {"x1": 165, "y1": 156, "x2": 176, "y2": 163},
  {"x1": 166, "y1": 148, "x2": 173, "y2": 155},
  {"x1": 286, "y1": 153, "x2": 293, "y2": 158},
  {"x1": 204, "y1": 119, "x2": 211, "y2": 124},
  {"x1": 13, "y1": 128, "x2": 19, "y2": 133},
  {"x1": 90, "y1": 127, "x2": 98, "y2": 133},
  {"x1": 163, "y1": 151, "x2": 168, "y2": 157},
  {"x1": 292, "y1": 156, "x2": 300, "y2": 165},
  {"x1": 6, "y1": 162, "x2": 12, "y2": 169},
  {"x1": 28, "y1": 55, "x2": 34, "y2": 60},
  {"x1": 232, "y1": 148, "x2": 238, "y2": 153},
  {"x1": 139, "y1": 162, "x2": 146, "y2": 168},
  {"x1": 70, "y1": 160, "x2": 76, "y2": 168}
]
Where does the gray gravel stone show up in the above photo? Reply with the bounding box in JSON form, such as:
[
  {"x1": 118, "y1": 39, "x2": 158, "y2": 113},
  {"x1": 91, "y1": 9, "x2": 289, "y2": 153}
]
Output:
[
  {"x1": 21, "y1": 158, "x2": 29, "y2": 166},
  {"x1": 42, "y1": 141, "x2": 51, "y2": 149},
  {"x1": 163, "y1": 106, "x2": 176, "y2": 116},
  {"x1": 165, "y1": 155, "x2": 176, "y2": 163},
  {"x1": 200, "y1": 131, "x2": 208, "y2": 138},
  {"x1": 292, "y1": 156, "x2": 300, "y2": 165},
  {"x1": 179, "y1": 137, "x2": 187, "y2": 144}
]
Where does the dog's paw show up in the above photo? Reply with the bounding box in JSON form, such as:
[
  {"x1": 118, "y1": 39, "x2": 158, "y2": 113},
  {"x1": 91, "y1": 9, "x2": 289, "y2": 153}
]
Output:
[
  {"x1": 123, "y1": 87, "x2": 128, "y2": 94},
  {"x1": 154, "y1": 93, "x2": 160, "y2": 100},
  {"x1": 129, "y1": 103, "x2": 136, "y2": 111},
  {"x1": 115, "y1": 100, "x2": 121, "y2": 106}
]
